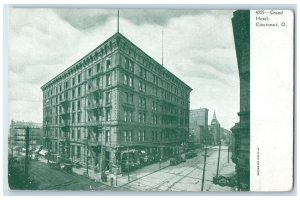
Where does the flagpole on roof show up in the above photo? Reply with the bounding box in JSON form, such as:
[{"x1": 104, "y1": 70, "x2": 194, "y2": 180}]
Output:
[
  {"x1": 117, "y1": 9, "x2": 120, "y2": 33},
  {"x1": 162, "y1": 30, "x2": 164, "y2": 66}
]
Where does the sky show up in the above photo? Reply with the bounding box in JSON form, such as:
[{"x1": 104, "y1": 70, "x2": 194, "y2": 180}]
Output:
[{"x1": 8, "y1": 8, "x2": 240, "y2": 130}]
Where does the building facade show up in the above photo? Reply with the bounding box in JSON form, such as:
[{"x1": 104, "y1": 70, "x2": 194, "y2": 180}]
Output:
[
  {"x1": 189, "y1": 108, "x2": 208, "y2": 146},
  {"x1": 41, "y1": 32, "x2": 192, "y2": 173},
  {"x1": 231, "y1": 10, "x2": 250, "y2": 191},
  {"x1": 9, "y1": 120, "x2": 43, "y2": 147}
]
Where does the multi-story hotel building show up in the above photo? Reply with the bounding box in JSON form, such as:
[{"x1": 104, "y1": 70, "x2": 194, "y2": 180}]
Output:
[{"x1": 41, "y1": 32, "x2": 192, "y2": 172}]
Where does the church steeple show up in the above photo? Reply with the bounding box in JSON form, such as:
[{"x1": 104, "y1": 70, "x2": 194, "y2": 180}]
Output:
[
  {"x1": 211, "y1": 110, "x2": 219, "y2": 124},
  {"x1": 213, "y1": 110, "x2": 217, "y2": 120}
]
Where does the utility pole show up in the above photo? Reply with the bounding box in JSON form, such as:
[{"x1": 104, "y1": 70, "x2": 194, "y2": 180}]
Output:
[
  {"x1": 216, "y1": 141, "x2": 221, "y2": 177},
  {"x1": 14, "y1": 126, "x2": 40, "y2": 186},
  {"x1": 201, "y1": 145, "x2": 208, "y2": 191}
]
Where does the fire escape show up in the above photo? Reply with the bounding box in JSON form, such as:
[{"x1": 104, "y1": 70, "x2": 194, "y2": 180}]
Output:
[
  {"x1": 86, "y1": 72, "x2": 103, "y2": 170},
  {"x1": 59, "y1": 92, "x2": 70, "y2": 160}
]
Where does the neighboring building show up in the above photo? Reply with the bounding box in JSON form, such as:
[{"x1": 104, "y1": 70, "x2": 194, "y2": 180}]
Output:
[
  {"x1": 221, "y1": 127, "x2": 233, "y2": 145},
  {"x1": 41, "y1": 32, "x2": 192, "y2": 173},
  {"x1": 231, "y1": 10, "x2": 250, "y2": 191},
  {"x1": 189, "y1": 108, "x2": 208, "y2": 146},
  {"x1": 9, "y1": 120, "x2": 43, "y2": 147},
  {"x1": 208, "y1": 110, "x2": 221, "y2": 144}
]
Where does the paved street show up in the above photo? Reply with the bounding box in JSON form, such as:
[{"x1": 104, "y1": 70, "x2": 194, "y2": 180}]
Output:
[
  {"x1": 28, "y1": 160, "x2": 111, "y2": 191},
  {"x1": 15, "y1": 145, "x2": 235, "y2": 191},
  {"x1": 119, "y1": 146, "x2": 235, "y2": 192}
]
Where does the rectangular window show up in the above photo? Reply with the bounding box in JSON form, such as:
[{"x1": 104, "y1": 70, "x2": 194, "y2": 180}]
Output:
[
  {"x1": 55, "y1": 142, "x2": 58, "y2": 152},
  {"x1": 88, "y1": 68, "x2": 92, "y2": 77},
  {"x1": 77, "y1": 113, "x2": 81, "y2": 123},
  {"x1": 72, "y1": 89, "x2": 75, "y2": 98},
  {"x1": 142, "y1": 131, "x2": 145, "y2": 141},
  {"x1": 71, "y1": 145, "x2": 75, "y2": 158},
  {"x1": 129, "y1": 77, "x2": 133, "y2": 87},
  {"x1": 77, "y1": 129, "x2": 81, "y2": 141},
  {"x1": 129, "y1": 111, "x2": 133, "y2": 122},
  {"x1": 152, "y1": 131, "x2": 155, "y2": 141},
  {"x1": 77, "y1": 146, "x2": 81, "y2": 159},
  {"x1": 139, "y1": 81, "x2": 142, "y2": 91},
  {"x1": 143, "y1": 113, "x2": 146, "y2": 123},
  {"x1": 106, "y1": 92, "x2": 111, "y2": 104},
  {"x1": 124, "y1": 131, "x2": 127, "y2": 142},
  {"x1": 71, "y1": 129, "x2": 75, "y2": 139},
  {"x1": 64, "y1": 91, "x2": 68, "y2": 99},
  {"x1": 139, "y1": 97, "x2": 146, "y2": 108},
  {"x1": 138, "y1": 131, "x2": 141, "y2": 142},
  {"x1": 97, "y1": 63, "x2": 101, "y2": 72},
  {"x1": 114, "y1": 69, "x2": 117, "y2": 80},
  {"x1": 78, "y1": 74, "x2": 81, "y2": 84},
  {"x1": 78, "y1": 86, "x2": 81, "y2": 96},
  {"x1": 139, "y1": 67, "x2": 143, "y2": 77},
  {"x1": 124, "y1": 74, "x2": 128, "y2": 85},
  {"x1": 125, "y1": 92, "x2": 129, "y2": 103},
  {"x1": 105, "y1": 130, "x2": 110, "y2": 143},
  {"x1": 128, "y1": 131, "x2": 132, "y2": 142},
  {"x1": 72, "y1": 77, "x2": 75, "y2": 86},
  {"x1": 129, "y1": 60, "x2": 134, "y2": 72},
  {"x1": 125, "y1": 58, "x2": 129, "y2": 70},
  {"x1": 130, "y1": 94, "x2": 133, "y2": 104},
  {"x1": 106, "y1": 73, "x2": 111, "y2": 86},
  {"x1": 124, "y1": 110, "x2": 127, "y2": 121},
  {"x1": 77, "y1": 100, "x2": 81, "y2": 110},
  {"x1": 106, "y1": 59, "x2": 111, "y2": 69},
  {"x1": 143, "y1": 83, "x2": 146, "y2": 92},
  {"x1": 96, "y1": 77, "x2": 100, "y2": 87},
  {"x1": 106, "y1": 109, "x2": 111, "y2": 121}
]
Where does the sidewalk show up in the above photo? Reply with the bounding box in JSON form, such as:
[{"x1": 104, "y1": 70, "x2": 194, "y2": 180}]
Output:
[
  {"x1": 71, "y1": 149, "x2": 203, "y2": 188},
  {"x1": 72, "y1": 158, "x2": 171, "y2": 188},
  {"x1": 35, "y1": 148, "x2": 205, "y2": 189},
  {"x1": 207, "y1": 160, "x2": 237, "y2": 192}
]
